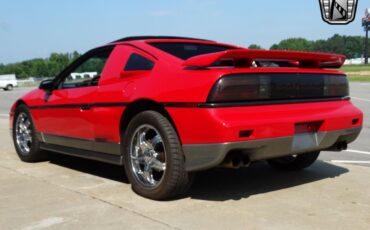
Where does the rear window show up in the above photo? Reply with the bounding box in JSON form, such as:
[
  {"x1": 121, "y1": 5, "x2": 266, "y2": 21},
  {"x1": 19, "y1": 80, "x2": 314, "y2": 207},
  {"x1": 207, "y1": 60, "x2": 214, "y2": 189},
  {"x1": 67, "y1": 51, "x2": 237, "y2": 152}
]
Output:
[{"x1": 149, "y1": 42, "x2": 232, "y2": 60}]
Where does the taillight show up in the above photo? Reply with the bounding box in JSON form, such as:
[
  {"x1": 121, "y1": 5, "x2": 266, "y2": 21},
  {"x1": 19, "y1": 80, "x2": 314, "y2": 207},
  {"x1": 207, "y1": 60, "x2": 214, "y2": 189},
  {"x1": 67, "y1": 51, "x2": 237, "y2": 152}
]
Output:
[
  {"x1": 208, "y1": 75, "x2": 268, "y2": 102},
  {"x1": 324, "y1": 75, "x2": 349, "y2": 97},
  {"x1": 207, "y1": 74, "x2": 348, "y2": 103}
]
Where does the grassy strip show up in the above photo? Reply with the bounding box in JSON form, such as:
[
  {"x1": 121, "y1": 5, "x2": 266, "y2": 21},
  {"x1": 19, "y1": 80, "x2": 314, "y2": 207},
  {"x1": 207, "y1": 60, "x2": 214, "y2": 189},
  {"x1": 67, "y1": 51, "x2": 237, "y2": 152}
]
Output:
[
  {"x1": 347, "y1": 75, "x2": 370, "y2": 82},
  {"x1": 341, "y1": 64, "x2": 370, "y2": 72},
  {"x1": 340, "y1": 64, "x2": 370, "y2": 82}
]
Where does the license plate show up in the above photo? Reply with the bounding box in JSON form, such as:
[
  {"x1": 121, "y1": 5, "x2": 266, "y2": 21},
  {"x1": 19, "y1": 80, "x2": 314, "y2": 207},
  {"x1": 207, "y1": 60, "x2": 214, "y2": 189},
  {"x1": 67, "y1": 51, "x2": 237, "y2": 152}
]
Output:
[{"x1": 291, "y1": 132, "x2": 319, "y2": 152}]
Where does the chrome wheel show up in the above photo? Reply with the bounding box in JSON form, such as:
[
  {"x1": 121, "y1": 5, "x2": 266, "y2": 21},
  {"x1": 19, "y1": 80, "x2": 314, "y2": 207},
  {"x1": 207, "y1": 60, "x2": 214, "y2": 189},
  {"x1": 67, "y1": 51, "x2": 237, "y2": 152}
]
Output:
[
  {"x1": 129, "y1": 124, "x2": 166, "y2": 188},
  {"x1": 15, "y1": 112, "x2": 32, "y2": 155}
]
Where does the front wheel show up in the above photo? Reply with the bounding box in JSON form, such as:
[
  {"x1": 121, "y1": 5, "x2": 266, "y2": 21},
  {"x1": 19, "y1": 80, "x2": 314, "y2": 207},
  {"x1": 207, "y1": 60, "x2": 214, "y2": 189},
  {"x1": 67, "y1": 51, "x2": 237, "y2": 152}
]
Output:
[
  {"x1": 267, "y1": 151, "x2": 320, "y2": 171},
  {"x1": 13, "y1": 104, "x2": 47, "y2": 162},
  {"x1": 122, "y1": 111, "x2": 193, "y2": 200}
]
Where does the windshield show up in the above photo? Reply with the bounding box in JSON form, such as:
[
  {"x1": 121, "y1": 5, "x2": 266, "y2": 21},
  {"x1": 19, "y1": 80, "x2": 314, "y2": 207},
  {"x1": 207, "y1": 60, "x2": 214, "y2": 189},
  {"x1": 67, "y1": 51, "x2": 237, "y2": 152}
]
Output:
[{"x1": 149, "y1": 42, "x2": 233, "y2": 60}]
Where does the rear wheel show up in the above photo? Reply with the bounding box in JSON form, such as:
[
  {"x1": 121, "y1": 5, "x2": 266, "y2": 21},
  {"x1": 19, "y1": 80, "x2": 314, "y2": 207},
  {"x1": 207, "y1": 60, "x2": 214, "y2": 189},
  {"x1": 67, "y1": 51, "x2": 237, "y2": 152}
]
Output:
[
  {"x1": 5, "y1": 84, "x2": 13, "y2": 91},
  {"x1": 267, "y1": 151, "x2": 320, "y2": 171},
  {"x1": 122, "y1": 111, "x2": 193, "y2": 200},
  {"x1": 13, "y1": 104, "x2": 47, "y2": 162}
]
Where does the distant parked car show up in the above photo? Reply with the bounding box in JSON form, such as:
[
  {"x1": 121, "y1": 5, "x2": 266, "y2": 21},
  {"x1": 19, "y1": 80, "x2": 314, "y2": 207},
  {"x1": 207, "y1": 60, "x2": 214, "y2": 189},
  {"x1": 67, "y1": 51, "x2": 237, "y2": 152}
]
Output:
[
  {"x1": 0, "y1": 74, "x2": 18, "y2": 91},
  {"x1": 9, "y1": 36, "x2": 363, "y2": 200}
]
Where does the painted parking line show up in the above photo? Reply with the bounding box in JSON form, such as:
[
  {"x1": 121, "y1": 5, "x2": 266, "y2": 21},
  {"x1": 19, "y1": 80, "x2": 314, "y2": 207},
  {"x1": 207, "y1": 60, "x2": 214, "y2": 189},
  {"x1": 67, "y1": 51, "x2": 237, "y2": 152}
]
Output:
[
  {"x1": 351, "y1": 97, "x2": 370, "y2": 102},
  {"x1": 345, "y1": 149, "x2": 370, "y2": 155},
  {"x1": 331, "y1": 160, "x2": 370, "y2": 164},
  {"x1": 0, "y1": 114, "x2": 9, "y2": 118}
]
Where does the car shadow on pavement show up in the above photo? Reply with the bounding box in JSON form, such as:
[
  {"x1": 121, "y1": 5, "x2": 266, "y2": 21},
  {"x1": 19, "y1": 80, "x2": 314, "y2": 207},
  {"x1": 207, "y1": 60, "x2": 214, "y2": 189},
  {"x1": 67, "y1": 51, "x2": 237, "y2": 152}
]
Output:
[
  {"x1": 48, "y1": 153, "x2": 129, "y2": 183},
  {"x1": 47, "y1": 154, "x2": 348, "y2": 201},
  {"x1": 187, "y1": 160, "x2": 348, "y2": 201}
]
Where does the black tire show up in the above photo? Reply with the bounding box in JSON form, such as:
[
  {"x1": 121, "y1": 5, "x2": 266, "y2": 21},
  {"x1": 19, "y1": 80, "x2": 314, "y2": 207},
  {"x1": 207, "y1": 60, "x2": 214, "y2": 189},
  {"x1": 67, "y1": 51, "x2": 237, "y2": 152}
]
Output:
[
  {"x1": 5, "y1": 84, "x2": 13, "y2": 91},
  {"x1": 122, "y1": 111, "x2": 193, "y2": 200},
  {"x1": 13, "y1": 104, "x2": 47, "y2": 162},
  {"x1": 267, "y1": 151, "x2": 320, "y2": 171}
]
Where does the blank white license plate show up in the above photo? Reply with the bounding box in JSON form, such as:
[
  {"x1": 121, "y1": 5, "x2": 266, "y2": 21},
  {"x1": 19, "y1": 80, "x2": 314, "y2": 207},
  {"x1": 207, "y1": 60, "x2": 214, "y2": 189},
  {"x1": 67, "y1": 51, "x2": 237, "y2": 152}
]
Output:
[{"x1": 291, "y1": 132, "x2": 319, "y2": 152}]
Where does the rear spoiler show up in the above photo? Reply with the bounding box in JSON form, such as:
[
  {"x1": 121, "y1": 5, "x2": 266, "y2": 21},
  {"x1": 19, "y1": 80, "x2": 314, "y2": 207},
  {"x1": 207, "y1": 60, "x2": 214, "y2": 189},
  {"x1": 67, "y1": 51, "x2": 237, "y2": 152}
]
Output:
[{"x1": 183, "y1": 49, "x2": 346, "y2": 69}]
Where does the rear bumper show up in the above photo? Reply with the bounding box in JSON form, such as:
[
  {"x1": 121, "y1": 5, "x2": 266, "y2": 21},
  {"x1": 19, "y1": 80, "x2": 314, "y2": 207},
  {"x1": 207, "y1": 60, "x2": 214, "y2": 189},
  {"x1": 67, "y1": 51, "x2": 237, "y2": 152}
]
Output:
[
  {"x1": 183, "y1": 127, "x2": 361, "y2": 171},
  {"x1": 167, "y1": 100, "x2": 363, "y2": 171},
  {"x1": 168, "y1": 100, "x2": 363, "y2": 145}
]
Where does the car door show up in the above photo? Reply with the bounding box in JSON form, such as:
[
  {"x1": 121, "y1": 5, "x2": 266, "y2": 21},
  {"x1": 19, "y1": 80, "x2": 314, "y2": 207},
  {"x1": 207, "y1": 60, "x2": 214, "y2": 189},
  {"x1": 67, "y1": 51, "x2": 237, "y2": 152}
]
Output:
[
  {"x1": 91, "y1": 45, "x2": 156, "y2": 154},
  {"x1": 35, "y1": 47, "x2": 114, "y2": 151}
]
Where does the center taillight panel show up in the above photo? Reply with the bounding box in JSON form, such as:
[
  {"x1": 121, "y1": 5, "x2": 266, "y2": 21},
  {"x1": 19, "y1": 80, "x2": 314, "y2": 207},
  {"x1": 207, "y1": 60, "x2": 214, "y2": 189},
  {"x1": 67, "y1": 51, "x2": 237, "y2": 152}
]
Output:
[{"x1": 294, "y1": 121, "x2": 323, "y2": 134}]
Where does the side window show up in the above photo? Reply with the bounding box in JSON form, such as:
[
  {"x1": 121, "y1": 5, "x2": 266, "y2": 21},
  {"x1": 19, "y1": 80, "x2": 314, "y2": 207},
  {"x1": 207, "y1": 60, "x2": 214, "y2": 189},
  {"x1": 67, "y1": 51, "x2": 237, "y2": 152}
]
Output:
[
  {"x1": 61, "y1": 49, "x2": 112, "y2": 89},
  {"x1": 124, "y1": 53, "x2": 154, "y2": 71}
]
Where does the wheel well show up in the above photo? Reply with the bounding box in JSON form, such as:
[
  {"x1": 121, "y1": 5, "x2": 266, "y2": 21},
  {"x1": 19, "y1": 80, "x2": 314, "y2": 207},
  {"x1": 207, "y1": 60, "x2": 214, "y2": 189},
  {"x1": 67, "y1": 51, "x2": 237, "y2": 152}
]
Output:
[
  {"x1": 15, "y1": 100, "x2": 26, "y2": 107},
  {"x1": 11, "y1": 100, "x2": 27, "y2": 127},
  {"x1": 11, "y1": 99, "x2": 27, "y2": 115},
  {"x1": 12, "y1": 100, "x2": 27, "y2": 115},
  {"x1": 120, "y1": 99, "x2": 179, "y2": 141}
]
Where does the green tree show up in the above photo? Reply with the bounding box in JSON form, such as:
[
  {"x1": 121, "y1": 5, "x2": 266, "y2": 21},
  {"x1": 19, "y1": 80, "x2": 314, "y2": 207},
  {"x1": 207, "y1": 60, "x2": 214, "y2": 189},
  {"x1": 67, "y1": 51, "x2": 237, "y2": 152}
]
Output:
[
  {"x1": 271, "y1": 34, "x2": 366, "y2": 59},
  {"x1": 317, "y1": 34, "x2": 364, "y2": 58},
  {"x1": 270, "y1": 38, "x2": 314, "y2": 52},
  {"x1": 248, "y1": 44, "x2": 262, "y2": 49}
]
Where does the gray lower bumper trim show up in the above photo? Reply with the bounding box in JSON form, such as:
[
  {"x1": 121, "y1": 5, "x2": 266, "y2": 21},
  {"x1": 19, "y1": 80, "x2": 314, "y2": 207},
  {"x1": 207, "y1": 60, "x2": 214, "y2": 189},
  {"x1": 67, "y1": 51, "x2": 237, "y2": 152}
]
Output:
[{"x1": 183, "y1": 127, "x2": 361, "y2": 172}]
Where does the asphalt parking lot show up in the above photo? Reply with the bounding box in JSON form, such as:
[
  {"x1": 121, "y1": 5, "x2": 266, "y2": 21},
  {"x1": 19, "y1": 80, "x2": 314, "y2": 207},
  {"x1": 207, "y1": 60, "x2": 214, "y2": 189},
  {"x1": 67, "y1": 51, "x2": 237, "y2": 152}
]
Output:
[{"x1": 0, "y1": 84, "x2": 370, "y2": 229}]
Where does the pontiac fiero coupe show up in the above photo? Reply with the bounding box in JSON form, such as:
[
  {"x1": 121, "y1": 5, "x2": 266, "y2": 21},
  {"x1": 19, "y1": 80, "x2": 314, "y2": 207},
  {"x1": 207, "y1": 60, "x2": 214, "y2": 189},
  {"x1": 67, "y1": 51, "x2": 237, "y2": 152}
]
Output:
[{"x1": 10, "y1": 36, "x2": 363, "y2": 199}]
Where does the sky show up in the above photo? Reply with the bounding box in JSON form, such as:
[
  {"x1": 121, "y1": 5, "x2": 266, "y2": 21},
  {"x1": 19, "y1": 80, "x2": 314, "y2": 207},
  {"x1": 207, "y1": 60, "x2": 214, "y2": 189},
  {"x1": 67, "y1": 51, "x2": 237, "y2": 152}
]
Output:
[{"x1": 0, "y1": 0, "x2": 368, "y2": 64}]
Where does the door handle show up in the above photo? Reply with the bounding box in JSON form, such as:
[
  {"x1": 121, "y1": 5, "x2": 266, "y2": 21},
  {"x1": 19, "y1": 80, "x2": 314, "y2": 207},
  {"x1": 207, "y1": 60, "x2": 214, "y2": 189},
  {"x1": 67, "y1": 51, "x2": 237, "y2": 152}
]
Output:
[{"x1": 80, "y1": 104, "x2": 91, "y2": 110}]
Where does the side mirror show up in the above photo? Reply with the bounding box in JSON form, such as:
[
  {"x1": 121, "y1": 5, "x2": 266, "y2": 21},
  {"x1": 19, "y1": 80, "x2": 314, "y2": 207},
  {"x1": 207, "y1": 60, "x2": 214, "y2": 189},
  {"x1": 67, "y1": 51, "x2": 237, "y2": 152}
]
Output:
[{"x1": 39, "y1": 79, "x2": 54, "y2": 91}]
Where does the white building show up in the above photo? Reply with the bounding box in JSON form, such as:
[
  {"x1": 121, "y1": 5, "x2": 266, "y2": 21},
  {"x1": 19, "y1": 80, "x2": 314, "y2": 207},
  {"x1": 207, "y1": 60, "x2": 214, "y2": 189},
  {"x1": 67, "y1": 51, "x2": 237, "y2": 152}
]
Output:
[{"x1": 70, "y1": 72, "x2": 98, "y2": 80}]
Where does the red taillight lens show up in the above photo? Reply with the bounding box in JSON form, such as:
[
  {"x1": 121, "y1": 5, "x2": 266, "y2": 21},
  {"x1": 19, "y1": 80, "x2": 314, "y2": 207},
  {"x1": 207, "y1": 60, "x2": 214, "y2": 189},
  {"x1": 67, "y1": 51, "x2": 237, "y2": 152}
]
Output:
[{"x1": 207, "y1": 74, "x2": 348, "y2": 103}]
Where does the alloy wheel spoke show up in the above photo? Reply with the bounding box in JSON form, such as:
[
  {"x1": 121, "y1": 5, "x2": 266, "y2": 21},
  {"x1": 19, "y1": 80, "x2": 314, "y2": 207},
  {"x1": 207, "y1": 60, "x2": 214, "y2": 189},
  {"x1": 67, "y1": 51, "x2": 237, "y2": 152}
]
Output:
[
  {"x1": 135, "y1": 131, "x2": 142, "y2": 150},
  {"x1": 24, "y1": 119, "x2": 31, "y2": 128},
  {"x1": 143, "y1": 164, "x2": 154, "y2": 185},
  {"x1": 150, "y1": 134, "x2": 162, "y2": 148},
  {"x1": 131, "y1": 155, "x2": 146, "y2": 164},
  {"x1": 20, "y1": 123, "x2": 27, "y2": 132},
  {"x1": 150, "y1": 158, "x2": 166, "y2": 172},
  {"x1": 139, "y1": 131, "x2": 146, "y2": 146},
  {"x1": 23, "y1": 134, "x2": 30, "y2": 142}
]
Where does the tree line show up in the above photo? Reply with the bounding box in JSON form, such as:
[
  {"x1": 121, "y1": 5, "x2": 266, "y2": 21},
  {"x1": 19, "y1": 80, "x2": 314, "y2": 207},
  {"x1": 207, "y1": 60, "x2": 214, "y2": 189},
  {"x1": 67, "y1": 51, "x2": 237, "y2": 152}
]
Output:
[
  {"x1": 0, "y1": 34, "x2": 368, "y2": 79},
  {"x1": 249, "y1": 34, "x2": 366, "y2": 59},
  {"x1": 0, "y1": 51, "x2": 80, "y2": 79}
]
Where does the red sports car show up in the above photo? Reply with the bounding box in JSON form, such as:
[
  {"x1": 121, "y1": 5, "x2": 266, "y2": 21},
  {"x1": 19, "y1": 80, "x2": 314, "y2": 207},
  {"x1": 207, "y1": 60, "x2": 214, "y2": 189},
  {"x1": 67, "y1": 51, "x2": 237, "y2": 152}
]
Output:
[{"x1": 10, "y1": 36, "x2": 363, "y2": 199}]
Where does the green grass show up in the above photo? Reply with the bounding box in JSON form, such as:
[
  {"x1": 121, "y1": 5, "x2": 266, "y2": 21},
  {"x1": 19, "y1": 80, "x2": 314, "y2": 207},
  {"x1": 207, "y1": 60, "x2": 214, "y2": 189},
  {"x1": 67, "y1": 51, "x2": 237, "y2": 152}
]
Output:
[
  {"x1": 340, "y1": 64, "x2": 370, "y2": 82},
  {"x1": 341, "y1": 64, "x2": 370, "y2": 72},
  {"x1": 346, "y1": 75, "x2": 370, "y2": 82}
]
